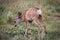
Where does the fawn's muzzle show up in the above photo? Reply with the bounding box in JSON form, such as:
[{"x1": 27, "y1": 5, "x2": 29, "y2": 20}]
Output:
[{"x1": 14, "y1": 19, "x2": 20, "y2": 27}]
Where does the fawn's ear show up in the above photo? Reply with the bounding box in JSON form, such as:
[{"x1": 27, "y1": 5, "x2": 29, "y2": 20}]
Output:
[
  {"x1": 17, "y1": 12, "x2": 22, "y2": 18},
  {"x1": 18, "y1": 12, "x2": 22, "y2": 16}
]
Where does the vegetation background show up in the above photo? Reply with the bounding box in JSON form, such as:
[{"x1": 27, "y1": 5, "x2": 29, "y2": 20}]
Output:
[{"x1": 0, "y1": 0, "x2": 60, "y2": 40}]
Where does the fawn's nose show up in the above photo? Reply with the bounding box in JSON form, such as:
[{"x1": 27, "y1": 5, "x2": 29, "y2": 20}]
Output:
[{"x1": 15, "y1": 25, "x2": 17, "y2": 27}]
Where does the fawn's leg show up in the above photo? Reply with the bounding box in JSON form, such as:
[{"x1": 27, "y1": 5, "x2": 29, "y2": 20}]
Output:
[
  {"x1": 41, "y1": 15, "x2": 47, "y2": 34},
  {"x1": 28, "y1": 21, "x2": 33, "y2": 40},
  {"x1": 33, "y1": 18, "x2": 41, "y2": 40},
  {"x1": 24, "y1": 21, "x2": 31, "y2": 37},
  {"x1": 24, "y1": 22, "x2": 28, "y2": 36}
]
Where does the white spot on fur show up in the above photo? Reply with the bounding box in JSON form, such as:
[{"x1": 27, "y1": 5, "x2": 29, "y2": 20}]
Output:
[{"x1": 37, "y1": 9, "x2": 42, "y2": 15}]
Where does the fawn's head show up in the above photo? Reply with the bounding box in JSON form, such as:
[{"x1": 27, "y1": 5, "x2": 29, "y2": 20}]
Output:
[{"x1": 14, "y1": 12, "x2": 22, "y2": 27}]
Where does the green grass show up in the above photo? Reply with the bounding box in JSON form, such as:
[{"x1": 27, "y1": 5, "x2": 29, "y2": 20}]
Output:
[{"x1": 0, "y1": 21, "x2": 60, "y2": 40}]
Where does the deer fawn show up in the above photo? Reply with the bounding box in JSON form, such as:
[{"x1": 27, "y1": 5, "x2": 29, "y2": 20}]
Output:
[{"x1": 14, "y1": 7, "x2": 47, "y2": 38}]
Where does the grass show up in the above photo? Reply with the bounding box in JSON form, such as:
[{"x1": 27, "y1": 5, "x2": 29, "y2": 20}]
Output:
[{"x1": 0, "y1": 20, "x2": 60, "y2": 40}]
